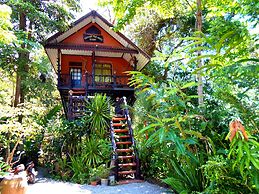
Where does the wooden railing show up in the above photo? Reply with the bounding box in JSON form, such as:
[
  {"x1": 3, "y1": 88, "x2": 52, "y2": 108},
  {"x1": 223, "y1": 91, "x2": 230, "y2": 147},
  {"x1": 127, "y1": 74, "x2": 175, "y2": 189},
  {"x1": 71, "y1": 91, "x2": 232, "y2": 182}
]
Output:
[
  {"x1": 86, "y1": 74, "x2": 131, "y2": 89},
  {"x1": 58, "y1": 73, "x2": 132, "y2": 89},
  {"x1": 122, "y1": 97, "x2": 141, "y2": 179},
  {"x1": 58, "y1": 74, "x2": 86, "y2": 88}
]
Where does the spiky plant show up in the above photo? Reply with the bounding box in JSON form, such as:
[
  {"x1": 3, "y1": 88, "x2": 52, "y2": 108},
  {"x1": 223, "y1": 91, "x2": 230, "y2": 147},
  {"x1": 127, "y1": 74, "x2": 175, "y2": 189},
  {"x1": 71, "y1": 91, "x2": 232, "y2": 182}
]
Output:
[{"x1": 84, "y1": 94, "x2": 112, "y2": 137}]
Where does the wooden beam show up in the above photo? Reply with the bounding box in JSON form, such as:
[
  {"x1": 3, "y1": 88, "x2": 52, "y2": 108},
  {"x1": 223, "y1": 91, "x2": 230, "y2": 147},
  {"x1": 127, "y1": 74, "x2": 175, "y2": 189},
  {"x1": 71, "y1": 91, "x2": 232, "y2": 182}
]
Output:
[{"x1": 57, "y1": 49, "x2": 61, "y2": 86}]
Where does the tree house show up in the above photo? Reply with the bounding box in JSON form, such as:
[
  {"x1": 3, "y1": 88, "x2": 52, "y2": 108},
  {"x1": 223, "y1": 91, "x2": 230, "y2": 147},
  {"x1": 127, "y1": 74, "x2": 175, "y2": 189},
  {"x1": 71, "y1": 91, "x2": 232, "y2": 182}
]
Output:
[{"x1": 44, "y1": 10, "x2": 150, "y2": 119}]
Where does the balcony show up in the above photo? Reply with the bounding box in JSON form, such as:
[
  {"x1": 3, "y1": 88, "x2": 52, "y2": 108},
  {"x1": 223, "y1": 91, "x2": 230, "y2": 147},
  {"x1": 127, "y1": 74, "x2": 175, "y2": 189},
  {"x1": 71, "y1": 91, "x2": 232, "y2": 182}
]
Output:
[{"x1": 58, "y1": 73, "x2": 133, "y2": 92}]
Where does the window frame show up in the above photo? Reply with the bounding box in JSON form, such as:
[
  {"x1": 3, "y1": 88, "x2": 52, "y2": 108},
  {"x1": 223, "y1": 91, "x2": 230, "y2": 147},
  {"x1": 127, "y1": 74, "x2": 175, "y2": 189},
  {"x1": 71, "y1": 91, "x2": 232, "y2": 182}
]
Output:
[{"x1": 94, "y1": 63, "x2": 112, "y2": 83}]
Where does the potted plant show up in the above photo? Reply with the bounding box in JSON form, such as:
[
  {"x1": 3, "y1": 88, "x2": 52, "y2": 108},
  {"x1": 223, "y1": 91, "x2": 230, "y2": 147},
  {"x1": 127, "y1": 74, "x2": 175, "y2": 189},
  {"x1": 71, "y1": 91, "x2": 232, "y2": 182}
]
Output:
[
  {"x1": 100, "y1": 170, "x2": 109, "y2": 186},
  {"x1": 89, "y1": 176, "x2": 99, "y2": 186},
  {"x1": 96, "y1": 165, "x2": 110, "y2": 186},
  {"x1": 89, "y1": 168, "x2": 100, "y2": 186}
]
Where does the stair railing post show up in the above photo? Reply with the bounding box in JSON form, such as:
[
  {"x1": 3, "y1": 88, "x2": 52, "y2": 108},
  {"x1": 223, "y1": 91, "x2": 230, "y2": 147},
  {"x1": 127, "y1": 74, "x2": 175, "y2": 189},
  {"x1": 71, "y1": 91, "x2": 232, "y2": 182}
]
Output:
[
  {"x1": 122, "y1": 96, "x2": 141, "y2": 179},
  {"x1": 68, "y1": 90, "x2": 73, "y2": 121}
]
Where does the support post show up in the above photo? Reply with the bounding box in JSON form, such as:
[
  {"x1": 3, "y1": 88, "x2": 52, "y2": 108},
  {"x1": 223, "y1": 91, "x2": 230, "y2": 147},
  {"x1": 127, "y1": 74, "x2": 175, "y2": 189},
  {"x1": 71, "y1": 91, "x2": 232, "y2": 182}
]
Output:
[
  {"x1": 57, "y1": 49, "x2": 61, "y2": 86},
  {"x1": 85, "y1": 71, "x2": 89, "y2": 90},
  {"x1": 92, "y1": 51, "x2": 95, "y2": 88}
]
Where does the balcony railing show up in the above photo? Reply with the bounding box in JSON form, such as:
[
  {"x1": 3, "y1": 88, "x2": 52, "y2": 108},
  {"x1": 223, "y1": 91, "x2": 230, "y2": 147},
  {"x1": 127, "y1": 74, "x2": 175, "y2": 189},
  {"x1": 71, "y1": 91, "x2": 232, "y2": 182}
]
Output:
[
  {"x1": 58, "y1": 73, "x2": 132, "y2": 90},
  {"x1": 59, "y1": 74, "x2": 86, "y2": 88}
]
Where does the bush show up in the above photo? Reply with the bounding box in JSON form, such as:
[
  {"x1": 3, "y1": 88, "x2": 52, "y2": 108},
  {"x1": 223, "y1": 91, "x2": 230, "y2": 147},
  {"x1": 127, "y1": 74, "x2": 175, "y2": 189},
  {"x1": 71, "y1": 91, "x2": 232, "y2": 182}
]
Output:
[
  {"x1": 42, "y1": 94, "x2": 112, "y2": 184},
  {"x1": 202, "y1": 156, "x2": 253, "y2": 193}
]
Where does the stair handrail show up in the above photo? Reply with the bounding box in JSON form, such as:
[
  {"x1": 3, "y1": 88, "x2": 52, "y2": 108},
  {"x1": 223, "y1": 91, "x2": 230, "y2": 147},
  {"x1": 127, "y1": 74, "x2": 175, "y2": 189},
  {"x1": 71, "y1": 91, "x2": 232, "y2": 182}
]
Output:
[
  {"x1": 122, "y1": 96, "x2": 141, "y2": 178},
  {"x1": 109, "y1": 106, "x2": 119, "y2": 180}
]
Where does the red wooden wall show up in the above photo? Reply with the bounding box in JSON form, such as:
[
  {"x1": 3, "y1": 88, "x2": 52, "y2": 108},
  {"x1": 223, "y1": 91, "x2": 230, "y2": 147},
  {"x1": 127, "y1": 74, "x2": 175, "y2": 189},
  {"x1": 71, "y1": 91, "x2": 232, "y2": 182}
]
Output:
[
  {"x1": 60, "y1": 23, "x2": 133, "y2": 79},
  {"x1": 62, "y1": 23, "x2": 123, "y2": 47},
  {"x1": 61, "y1": 55, "x2": 133, "y2": 76}
]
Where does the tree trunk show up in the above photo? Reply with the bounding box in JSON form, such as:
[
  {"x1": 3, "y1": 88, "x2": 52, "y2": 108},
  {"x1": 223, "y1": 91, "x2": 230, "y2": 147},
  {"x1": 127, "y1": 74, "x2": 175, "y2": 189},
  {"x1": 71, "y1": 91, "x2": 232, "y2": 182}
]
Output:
[
  {"x1": 5, "y1": 132, "x2": 10, "y2": 162},
  {"x1": 14, "y1": 72, "x2": 21, "y2": 107},
  {"x1": 14, "y1": 11, "x2": 26, "y2": 108},
  {"x1": 196, "y1": 0, "x2": 203, "y2": 106},
  {"x1": 14, "y1": 10, "x2": 29, "y2": 123}
]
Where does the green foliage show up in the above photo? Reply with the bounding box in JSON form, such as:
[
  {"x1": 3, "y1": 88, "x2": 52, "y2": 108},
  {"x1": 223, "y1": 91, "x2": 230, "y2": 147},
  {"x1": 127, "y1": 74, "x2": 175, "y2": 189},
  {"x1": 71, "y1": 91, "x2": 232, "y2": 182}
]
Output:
[
  {"x1": 84, "y1": 94, "x2": 112, "y2": 137},
  {"x1": 130, "y1": 71, "x2": 209, "y2": 192},
  {"x1": 80, "y1": 137, "x2": 111, "y2": 168},
  {"x1": 167, "y1": 155, "x2": 205, "y2": 193},
  {"x1": 0, "y1": 1, "x2": 257, "y2": 192},
  {"x1": 94, "y1": 164, "x2": 111, "y2": 179},
  {"x1": 0, "y1": 0, "x2": 81, "y2": 138},
  {"x1": 130, "y1": 69, "x2": 258, "y2": 193},
  {"x1": 41, "y1": 94, "x2": 112, "y2": 184},
  {"x1": 0, "y1": 99, "x2": 48, "y2": 164},
  {"x1": 52, "y1": 137, "x2": 111, "y2": 184},
  {"x1": 69, "y1": 155, "x2": 90, "y2": 184},
  {"x1": 100, "y1": 0, "x2": 193, "y2": 31},
  {"x1": 6, "y1": 0, "x2": 81, "y2": 40},
  {"x1": 50, "y1": 157, "x2": 71, "y2": 181},
  {"x1": 227, "y1": 133, "x2": 259, "y2": 191},
  {"x1": 202, "y1": 156, "x2": 253, "y2": 193},
  {"x1": 137, "y1": 140, "x2": 173, "y2": 179},
  {"x1": 0, "y1": 4, "x2": 16, "y2": 44},
  {"x1": 43, "y1": 116, "x2": 88, "y2": 161},
  {"x1": 0, "y1": 159, "x2": 10, "y2": 176}
]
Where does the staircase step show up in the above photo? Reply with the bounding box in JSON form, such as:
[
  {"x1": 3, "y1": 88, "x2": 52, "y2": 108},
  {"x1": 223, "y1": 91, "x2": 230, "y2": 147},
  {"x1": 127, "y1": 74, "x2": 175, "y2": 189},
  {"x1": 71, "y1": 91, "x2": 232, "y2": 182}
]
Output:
[
  {"x1": 118, "y1": 170, "x2": 136, "y2": 175},
  {"x1": 113, "y1": 117, "x2": 127, "y2": 121},
  {"x1": 116, "y1": 148, "x2": 133, "y2": 153},
  {"x1": 118, "y1": 155, "x2": 135, "y2": 159},
  {"x1": 119, "y1": 135, "x2": 131, "y2": 139},
  {"x1": 114, "y1": 129, "x2": 128, "y2": 133},
  {"x1": 69, "y1": 90, "x2": 86, "y2": 95},
  {"x1": 116, "y1": 141, "x2": 132, "y2": 145},
  {"x1": 118, "y1": 162, "x2": 136, "y2": 167},
  {"x1": 113, "y1": 123, "x2": 125, "y2": 127},
  {"x1": 118, "y1": 179, "x2": 144, "y2": 185}
]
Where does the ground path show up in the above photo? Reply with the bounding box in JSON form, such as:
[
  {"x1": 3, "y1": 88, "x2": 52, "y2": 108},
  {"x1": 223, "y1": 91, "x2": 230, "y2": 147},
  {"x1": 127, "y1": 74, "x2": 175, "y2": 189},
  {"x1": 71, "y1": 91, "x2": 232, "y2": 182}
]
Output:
[{"x1": 27, "y1": 177, "x2": 170, "y2": 194}]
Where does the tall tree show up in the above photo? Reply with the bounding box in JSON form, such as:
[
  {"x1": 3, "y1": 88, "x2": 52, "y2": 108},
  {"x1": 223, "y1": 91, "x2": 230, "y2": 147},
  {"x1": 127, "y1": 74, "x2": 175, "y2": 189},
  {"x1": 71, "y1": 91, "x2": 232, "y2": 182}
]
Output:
[{"x1": 1, "y1": 0, "x2": 81, "y2": 121}]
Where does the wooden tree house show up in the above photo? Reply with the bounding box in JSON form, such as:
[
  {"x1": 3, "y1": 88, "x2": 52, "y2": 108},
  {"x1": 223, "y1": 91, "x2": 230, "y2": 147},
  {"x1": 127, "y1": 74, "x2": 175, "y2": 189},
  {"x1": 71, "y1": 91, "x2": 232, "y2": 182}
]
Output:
[
  {"x1": 44, "y1": 11, "x2": 150, "y2": 182},
  {"x1": 44, "y1": 10, "x2": 150, "y2": 120}
]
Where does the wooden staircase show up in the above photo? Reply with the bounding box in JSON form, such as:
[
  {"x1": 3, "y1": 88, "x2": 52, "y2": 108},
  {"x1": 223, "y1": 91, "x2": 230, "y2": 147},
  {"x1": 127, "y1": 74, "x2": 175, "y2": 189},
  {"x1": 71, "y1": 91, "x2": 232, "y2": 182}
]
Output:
[{"x1": 110, "y1": 97, "x2": 140, "y2": 183}]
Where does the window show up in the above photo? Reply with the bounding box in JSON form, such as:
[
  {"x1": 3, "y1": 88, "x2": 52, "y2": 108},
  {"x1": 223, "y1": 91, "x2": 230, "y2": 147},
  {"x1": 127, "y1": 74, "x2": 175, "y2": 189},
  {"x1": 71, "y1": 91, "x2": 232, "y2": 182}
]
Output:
[
  {"x1": 94, "y1": 63, "x2": 112, "y2": 82},
  {"x1": 70, "y1": 68, "x2": 82, "y2": 87}
]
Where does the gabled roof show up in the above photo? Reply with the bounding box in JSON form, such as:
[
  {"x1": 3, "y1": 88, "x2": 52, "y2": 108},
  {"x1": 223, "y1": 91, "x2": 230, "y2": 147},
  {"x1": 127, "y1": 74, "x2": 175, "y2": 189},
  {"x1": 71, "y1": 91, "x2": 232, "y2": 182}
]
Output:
[{"x1": 44, "y1": 10, "x2": 150, "y2": 72}]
